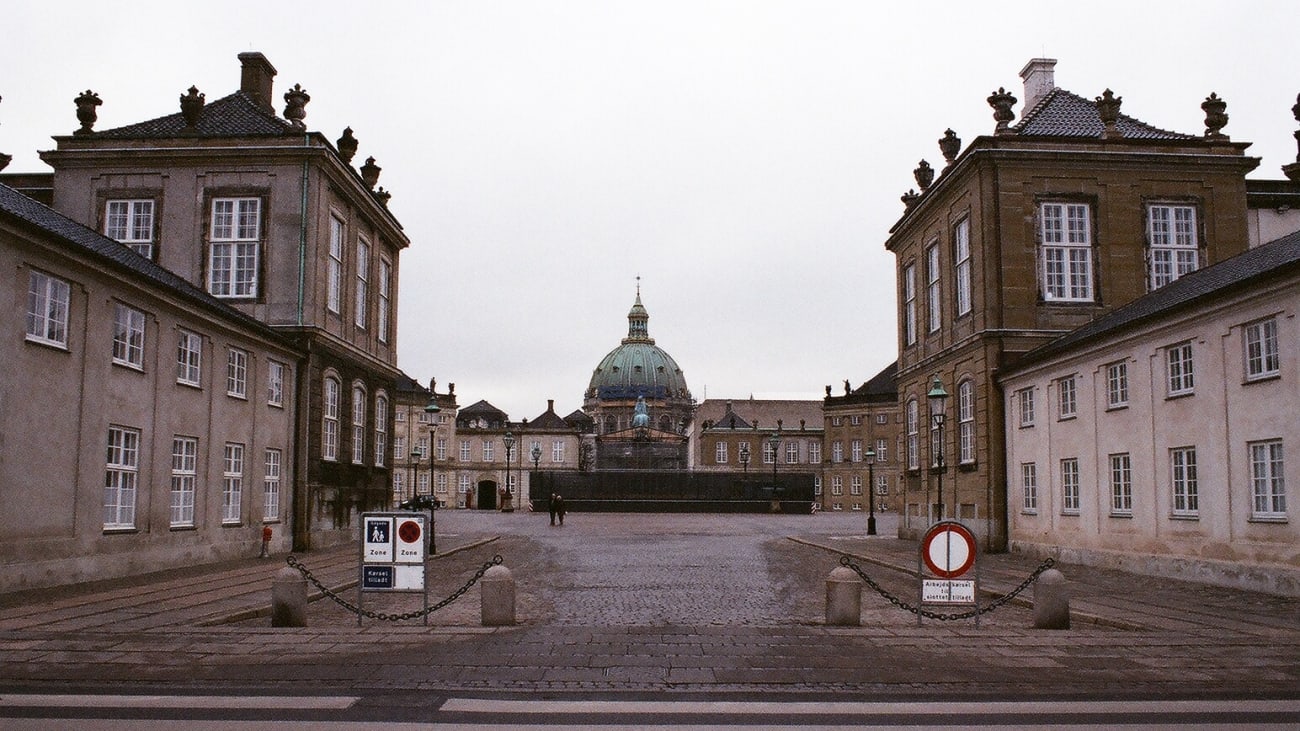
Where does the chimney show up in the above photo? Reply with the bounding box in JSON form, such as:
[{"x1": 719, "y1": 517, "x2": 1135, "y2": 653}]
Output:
[
  {"x1": 1019, "y1": 58, "x2": 1057, "y2": 113},
  {"x1": 547, "y1": 399, "x2": 555, "y2": 413},
  {"x1": 238, "y1": 52, "x2": 278, "y2": 111}
]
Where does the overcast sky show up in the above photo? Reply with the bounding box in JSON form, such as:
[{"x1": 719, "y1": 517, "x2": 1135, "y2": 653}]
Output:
[{"x1": 4, "y1": 2, "x2": 1298, "y2": 419}]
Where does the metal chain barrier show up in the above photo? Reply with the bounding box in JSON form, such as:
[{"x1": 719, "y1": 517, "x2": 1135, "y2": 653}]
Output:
[
  {"x1": 839, "y1": 554, "x2": 1055, "y2": 621},
  {"x1": 285, "y1": 553, "x2": 503, "y2": 622}
]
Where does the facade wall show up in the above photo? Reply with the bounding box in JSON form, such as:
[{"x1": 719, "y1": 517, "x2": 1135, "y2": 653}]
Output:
[
  {"x1": 1002, "y1": 276, "x2": 1299, "y2": 595},
  {"x1": 823, "y1": 398, "x2": 901, "y2": 514},
  {"x1": 1, "y1": 221, "x2": 297, "y2": 591}
]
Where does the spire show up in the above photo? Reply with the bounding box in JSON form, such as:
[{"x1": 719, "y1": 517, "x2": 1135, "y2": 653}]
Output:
[{"x1": 624, "y1": 276, "x2": 653, "y2": 344}]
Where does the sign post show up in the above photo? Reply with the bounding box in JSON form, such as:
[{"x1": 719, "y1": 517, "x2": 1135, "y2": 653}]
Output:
[
  {"x1": 359, "y1": 512, "x2": 429, "y2": 626},
  {"x1": 918, "y1": 520, "x2": 979, "y2": 626}
]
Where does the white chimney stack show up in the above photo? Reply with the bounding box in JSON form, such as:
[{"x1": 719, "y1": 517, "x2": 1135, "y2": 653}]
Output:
[{"x1": 1019, "y1": 58, "x2": 1057, "y2": 113}]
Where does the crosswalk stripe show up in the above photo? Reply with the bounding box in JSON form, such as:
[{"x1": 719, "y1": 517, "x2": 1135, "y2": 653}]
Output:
[
  {"x1": 439, "y1": 698, "x2": 1300, "y2": 716},
  {"x1": 0, "y1": 694, "x2": 358, "y2": 710}
]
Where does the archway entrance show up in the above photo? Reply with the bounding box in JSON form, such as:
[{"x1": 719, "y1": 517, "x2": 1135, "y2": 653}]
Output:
[{"x1": 476, "y1": 480, "x2": 498, "y2": 510}]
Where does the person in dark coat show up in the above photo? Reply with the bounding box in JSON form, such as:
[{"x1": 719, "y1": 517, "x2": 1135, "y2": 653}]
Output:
[
  {"x1": 549, "y1": 493, "x2": 558, "y2": 526},
  {"x1": 554, "y1": 494, "x2": 566, "y2": 526}
]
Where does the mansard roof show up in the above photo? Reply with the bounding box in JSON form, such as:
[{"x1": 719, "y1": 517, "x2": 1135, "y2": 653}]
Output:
[
  {"x1": 529, "y1": 406, "x2": 570, "y2": 430},
  {"x1": 1011, "y1": 232, "x2": 1300, "y2": 371},
  {"x1": 1014, "y1": 88, "x2": 1196, "y2": 140},
  {"x1": 93, "y1": 91, "x2": 296, "y2": 139}
]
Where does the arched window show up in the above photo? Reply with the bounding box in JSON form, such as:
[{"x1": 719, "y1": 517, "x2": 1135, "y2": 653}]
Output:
[
  {"x1": 374, "y1": 392, "x2": 388, "y2": 467},
  {"x1": 323, "y1": 375, "x2": 340, "y2": 461},
  {"x1": 351, "y1": 383, "x2": 366, "y2": 464},
  {"x1": 958, "y1": 380, "x2": 975, "y2": 465}
]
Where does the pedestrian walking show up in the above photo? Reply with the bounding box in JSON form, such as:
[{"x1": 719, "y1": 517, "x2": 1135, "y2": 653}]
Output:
[
  {"x1": 554, "y1": 494, "x2": 566, "y2": 526},
  {"x1": 549, "y1": 493, "x2": 558, "y2": 526}
]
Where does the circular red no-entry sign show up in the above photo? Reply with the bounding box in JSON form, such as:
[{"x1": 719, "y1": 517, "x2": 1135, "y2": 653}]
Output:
[
  {"x1": 921, "y1": 521, "x2": 977, "y2": 578},
  {"x1": 398, "y1": 519, "x2": 422, "y2": 544}
]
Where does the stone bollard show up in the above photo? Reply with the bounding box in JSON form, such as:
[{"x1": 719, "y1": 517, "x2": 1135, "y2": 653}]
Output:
[
  {"x1": 1033, "y1": 568, "x2": 1070, "y2": 629},
  {"x1": 825, "y1": 566, "x2": 862, "y2": 626},
  {"x1": 271, "y1": 566, "x2": 308, "y2": 628},
  {"x1": 480, "y1": 564, "x2": 516, "y2": 626}
]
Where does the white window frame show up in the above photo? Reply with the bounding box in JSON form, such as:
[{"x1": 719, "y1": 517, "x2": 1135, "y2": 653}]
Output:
[
  {"x1": 226, "y1": 348, "x2": 248, "y2": 399},
  {"x1": 436, "y1": 437, "x2": 448, "y2": 460},
  {"x1": 762, "y1": 440, "x2": 776, "y2": 465},
  {"x1": 208, "y1": 197, "x2": 261, "y2": 298},
  {"x1": 1017, "y1": 387, "x2": 1035, "y2": 427},
  {"x1": 267, "y1": 360, "x2": 285, "y2": 407},
  {"x1": 831, "y1": 476, "x2": 843, "y2": 496},
  {"x1": 458, "y1": 474, "x2": 471, "y2": 494},
  {"x1": 906, "y1": 398, "x2": 919, "y2": 471},
  {"x1": 957, "y1": 380, "x2": 975, "y2": 465},
  {"x1": 436, "y1": 473, "x2": 448, "y2": 495},
  {"x1": 328, "y1": 216, "x2": 344, "y2": 314},
  {"x1": 378, "y1": 257, "x2": 392, "y2": 343},
  {"x1": 1166, "y1": 341, "x2": 1195, "y2": 397},
  {"x1": 926, "y1": 242, "x2": 941, "y2": 333},
  {"x1": 1061, "y1": 458, "x2": 1080, "y2": 514},
  {"x1": 715, "y1": 441, "x2": 728, "y2": 464},
  {"x1": 903, "y1": 263, "x2": 917, "y2": 346},
  {"x1": 323, "y1": 376, "x2": 340, "y2": 461},
  {"x1": 112, "y1": 303, "x2": 146, "y2": 369},
  {"x1": 954, "y1": 218, "x2": 971, "y2": 316},
  {"x1": 1244, "y1": 318, "x2": 1280, "y2": 381},
  {"x1": 483, "y1": 440, "x2": 494, "y2": 462},
  {"x1": 785, "y1": 441, "x2": 798, "y2": 464},
  {"x1": 1170, "y1": 446, "x2": 1198, "y2": 517},
  {"x1": 105, "y1": 426, "x2": 140, "y2": 529},
  {"x1": 1147, "y1": 203, "x2": 1199, "y2": 289},
  {"x1": 374, "y1": 394, "x2": 388, "y2": 467},
  {"x1": 1106, "y1": 361, "x2": 1129, "y2": 409},
  {"x1": 459, "y1": 440, "x2": 471, "y2": 462},
  {"x1": 1250, "y1": 440, "x2": 1286, "y2": 518},
  {"x1": 831, "y1": 441, "x2": 843, "y2": 464},
  {"x1": 875, "y1": 439, "x2": 888, "y2": 463},
  {"x1": 394, "y1": 436, "x2": 406, "y2": 461},
  {"x1": 1110, "y1": 453, "x2": 1133, "y2": 516},
  {"x1": 851, "y1": 440, "x2": 862, "y2": 463},
  {"x1": 105, "y1": 199, "x2": 155, "y2": 258},
  {"x1": 1057, "y1": 375, "x2": 1077, "y2": 420},
  {"x1": 1040, "y1": 202, "x2": 1094, "y2": 302},
  {"x1": 351, "y1": 384, "x2": 367, "y2": 464},
  {"x1": 26, "y1": 270, "x2": 70, "y2": 348},
  {"x1": 808, "y1": 441, "x2": 820, "y2": 464},
  {"x1": 1021, "y1": 462, "x2": 1038, "y2": 513},
  {"x1": 170, "y1": 436, "x2": 197, "y2": 527},
  {"x1": 222, "y1": 442, "x2": 244, "y2": 525},
  {"x1": 264, "y1": 448, "x2": 281, "y2": 521},
  {"x1": 176, "y1": 330, "x2": 202, "y2": 386},
  {"x1": 354, "y1": 238, "x2": 369, "y2": 328},
  {"x1": 417, "y1": 471, "x2": 430, "y2": 494},
  {"x1": 850, "y1": 475, "x2": 863, "y2": 495}
]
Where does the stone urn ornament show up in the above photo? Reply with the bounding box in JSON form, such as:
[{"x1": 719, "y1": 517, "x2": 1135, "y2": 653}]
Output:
[
  {"x1": 360, "y1": 156, "x2": 381, "y2": 189},
  {"x1": 913, "y1": 159, "x2": 934, "y2": 190},
  {"x1": 939, "y1": 129, "x2": 961, "y2": 167},
  {"x1": 180, "y1": 86, "x2": 205, "y2": 128},
  {"x1": 987, "y1": 87, "x2": 1016, "y2": 134},
  {"x1": 1201, "y1": 92, "x2": 1228, "y2": 140},
  {"x1": 74, "y1": 90, "x2": 102, "y2": 135},
  {"x1": 337, "y1": 127, "x2": 359, "y2": 164},
  {"x1": 1096, "y1": 89, "x2": 1122, "y2": 138},
  {"x1": 283, "y1": 84, "x2": 310, "y2": 130}
]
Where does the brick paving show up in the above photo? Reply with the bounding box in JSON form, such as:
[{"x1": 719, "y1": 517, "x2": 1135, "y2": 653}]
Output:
[{"x1": 0, "y1": 510, "x2": 1296, "y2": 700}]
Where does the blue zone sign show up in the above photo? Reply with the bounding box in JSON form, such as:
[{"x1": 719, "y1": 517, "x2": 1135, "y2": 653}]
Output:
[
  {"x1": 362, "y1": 565, "x2": 394, "y2": 590},
  {"x1": 598, "y1": 385, "x2": 668, "y2": 399}
]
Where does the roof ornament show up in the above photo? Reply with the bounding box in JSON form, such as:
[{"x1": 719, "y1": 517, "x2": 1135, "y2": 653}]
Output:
[
  {"x1": 360, "y1": 156, "x2": 381, "y2": 189},
  {"x1": 283, "y1": 84, "x2": 310, "y2": 130},
  {"x1": 1095, "y1": 89, "x2": 1123, "y2": 138},
  {"x1": 913, "y1": 160, "x2": 934, "y2": 190},
  {"x1": 938, "y1": 129, "x2": 961, "y2": 168},
  {"x1": 0, "y1": 96, "x2": 9, "y2": 172},
  {"x1": 1284, "y1": 94, "x2": 1300, "y2": 183},
  {"x1": 900, "y1": 188, "x2": 920, "y2": 209},
  {"x1": 374, "y1": 186, "x2": 392, "y2": 207},
  {"x1": 987, "y1": 87, "x2": 1017, "y2": 135},
  {"x1": 180, "y1": 86, "x2": 205, "y2": 129},
  {"x1": 1201, "y1": 92, "x2": 1228, "y2": 140},
  {"x1": 337, "y1": 127, "x2": 359, "y2": 164},
  {"x1": 73, "y1": 90, "x2": 102, "y2": 136}
]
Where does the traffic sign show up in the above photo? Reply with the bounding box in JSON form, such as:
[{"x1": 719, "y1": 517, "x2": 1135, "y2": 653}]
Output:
[
  {"x1": 364, "y1": 517, "x2": 394, "y2": 562},
  {"x1": 921, "y1": 521, "x2": 977, "y2": 579},
  {"x1": 395, "y1": 517, "x2": 425, "y2": 564}
]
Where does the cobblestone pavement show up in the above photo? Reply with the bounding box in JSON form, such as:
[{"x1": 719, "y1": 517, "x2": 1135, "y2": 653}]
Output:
[{"x1": 1, "y1": 510, "x2": 1297, "y2": 702}]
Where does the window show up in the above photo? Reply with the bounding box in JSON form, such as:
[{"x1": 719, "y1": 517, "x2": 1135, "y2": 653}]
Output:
[
  {"x1": 105, "y1": 426, "x2": 140, "y2": 529},
  {"x1": 351, "y1": 385, "x2": 366, "y2": 464},
  {"x1": 875, "y1": 439, "x2": 887, "y2": 462},
  {"x1": 436, "y1": 473, "x2": 448, "y2": 494},
  {"x1": 1106, "y1": 361, "x2": 1129, "y2": 408},
  {"x1": 831, "y1": 416, "x2": 842, "y2": 427},
  {"x1": 1021, "y1": 462, "x2": 1038, "y2": 512},
  {"x1": 786, "y1": 442, "x2": 798, "y2": 464},
  {"x1": 1148, "y1": 204, "x2": 1198, "y2": 289},
  {"x1": 850, "y1": 476, "x2": 863, "y2": 495},
  {"x1": 112, "y1": 303, "x2": 145, "y2": 369},
  {"x1": 1250, "y1": 440, "x2": 1286, "y2": 518},
  {"x1": 267, "y1": 360, "x2": 284, "y2": 407},
  {"x1": 208, "y1": 197, "x2": 261, "y2": 297},
  {"x1": 395, "y1": 436, "x2": 406, "y2": 461},
  {"x1": 395, "y1": 409, "x2": 406, "y2": 423},
  {"x1": 378, "y1": 258, "x2": 392, "y2": 343},
  {"x1": 392, "y1": 472, "x2": 405, "y2": 498},
  {"x1": 327, "y1": 217, "x2": 344, "y2": 314},
  {"x1": 715, "y1": 442, "x2": 728, "y2": 463},
  {"x1": 1040, "y1": 202, "x2": 1093, "y2": 302},
  {"x1": 374, "y1": 395, "x2": 388, "y2": 467},
  {"x1": 264, "y1": 448, "x2": 281, "y2": 521},
  {"x1": 903, "y1": 263, "x2": 917, "y2": 346},
  {"x1": 876, "y1": 414, "x2": 888, "y2": 425},
  {"x1": 417, "y1": 472, "x2": 430, "y2": 494},
  {"x1": 176, "y1": 330, "x2": 202, "y2": 386},
  {"x1": 459, "y1": 441, "x2": 471, "y2": 461},
  {"x1": 436, "y1": 438, "x2": 448, "y2": 460},
  {"x1": 226, "y1": 348, "x2": 248, "y2": 398},
  {"x1": 105, "y1": 199, "x2": 155, "y2": 258},
  {"x1": 458, "y1": 474, "x2": 471, "y2": 494},
  {"x1": 957, "y1": 380, "x2": 975, "y2": 464},
  {"x1": 831, "y1": 476, "x2": 843, "y2": 496},
  {"x1": 1017, "y1": 387, "x2": 1035, "y2": 427},
  {"x1": 1109, "y1": 453, "x2": 1132, "y2": 515},
  {"x1": 170, "y1": 436, "x2": 197, "y2": 527},
  {"x1": 1166, "y1": 341, "x2": 1195, "y2": 396},
  {"x1": 876, "y1": 475, "x2": 888, "y2": 495},
  {"x1": 354, "y1": 238, "x2": 369, "y2": 328},
  {"x1": 831, "y1": 441, "x2": 843, "y2": 463},
  {"x1": 483, "y1": 440, "x2": 494, "y2": 462},
  {"x1": 906, "y1": 398, "x2": 919, "y2": 471},
  {"x1": 850, "y1": 415, "x2": 862, "y2": 426},
  {"x1": 808, "y1": 441, "x2": 821, "y2": 464},
  {"x1": 762, "y1": 440, "x2": 776, "y2": 465},
  {"x1": 552, "y1": 440, "x2": 565, "y2": 463},
  {"x1": 954, "y1": 218, "x2": 971, "y2": 316},
  {"x1": 417, "y1": 436, "x2": 429, "y2": 456},
  {"x1": 851, "y1": 440, "x2": 862, "y2": 463},
  {"x1": 926, "y1": 243, "x2": 941, "y2": 332},
  {"x1": 814, "y1": 477, "x2": 823, "y2": 496},
  {"x1": 26, "y1": 270, "x2": 70, "y2": 347},
  {"x1": 1171, "y1": 447, "x2": 1198, "y2": 517},
  {"x1": 1061, "y1": 458, "x2": 1080, "y2": 514},
  {"x1": 222, "y1": 443, "x2": 244, "y2": 524},
  {"x1": 418, "y1": 411, "x2": 431, "y2": 424},
  {"x1": 1057, "y1": 376, "x2": 1077, "y2": 420},
  {"x1": 322, "y1": 376, "x2": 340, "y2": 461},
  {"x1": 1245, "y1": 318, "x2": 1280, "y2": 381}
]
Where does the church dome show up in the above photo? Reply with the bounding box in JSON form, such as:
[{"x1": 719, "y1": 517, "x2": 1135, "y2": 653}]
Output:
[{"x1": 586, "y1": 289, "x2": 691, "y2": 401}]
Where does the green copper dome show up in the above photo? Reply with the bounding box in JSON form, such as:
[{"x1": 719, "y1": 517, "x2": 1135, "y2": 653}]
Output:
[{"x1": 587, "y1": 290, "x2": 691, "y2": 401}]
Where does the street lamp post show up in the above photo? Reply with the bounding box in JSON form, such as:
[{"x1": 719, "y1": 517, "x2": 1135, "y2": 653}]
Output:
[
  {"x1": 502, "y1": 431, "x2": 515, "y2": 512},
  {"x1": 927, "y1": 377, "x2": 950, "y2": 522},
  {"x1": 423, "y1": 395, "x2": 441, "y2": 553},
  {"x1": 739, "y1": 443, "x2": 750, "y2": 474},
  {"x1": 410, "y1": 446, "x2": 424, "y2": 505},
  {"x1": 866, "y1": 446, "x2": 877, "y2": 535},
  {"x1": 531, "y1": 443, "x2": 542, "y2": 507},
  {"x1": 768, "y1": 431, "x2": 781, "y2": 512}
]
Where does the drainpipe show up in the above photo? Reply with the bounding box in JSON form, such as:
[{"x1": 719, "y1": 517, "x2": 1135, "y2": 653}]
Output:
[{"x1": 297, "y1": 155, "x2": 309, "y2": 326}]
